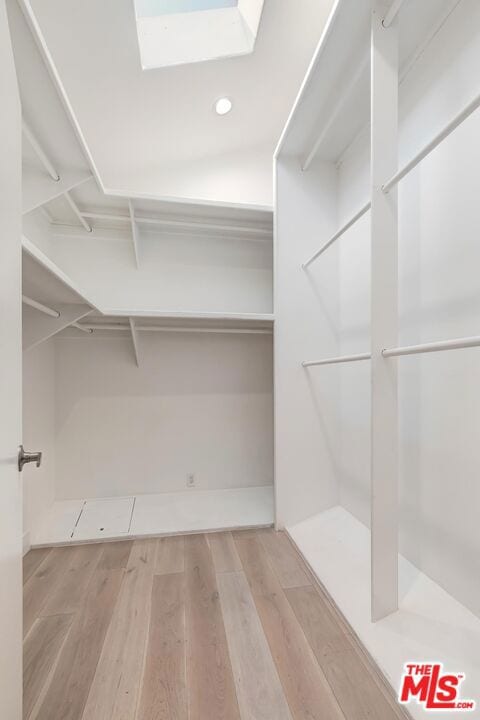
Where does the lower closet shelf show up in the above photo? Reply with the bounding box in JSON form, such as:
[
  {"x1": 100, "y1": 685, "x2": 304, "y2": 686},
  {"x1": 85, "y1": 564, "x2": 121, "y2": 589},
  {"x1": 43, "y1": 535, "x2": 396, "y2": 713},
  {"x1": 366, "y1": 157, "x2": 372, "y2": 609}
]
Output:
[
  {"x1": 287, "y1": 506, "x2": 480, "y2": 720},
  {"x1": 31, "y1": 485, "x2": 274, "y2": 546}
]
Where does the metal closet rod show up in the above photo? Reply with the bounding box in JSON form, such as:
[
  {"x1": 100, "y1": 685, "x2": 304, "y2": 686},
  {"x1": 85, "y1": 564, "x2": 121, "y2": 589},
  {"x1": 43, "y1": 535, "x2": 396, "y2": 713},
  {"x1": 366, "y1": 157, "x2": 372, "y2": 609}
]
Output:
[
  {"x1": 383, "y1": 335, "x2": 480, "y2": 357},
  {"x1": 382, "y1": 0, "x2": 406, "y2": 28},
  {"x1": 22, "y1": 116, "x2": 93, "y2": 233},
  {"x1": 80, "y1": 323, "x2": 272, "y2": 336},
  {"x1": 383, "y1": 90, "x2": 480, "y2": 192},
  {"x1": 301, "y1": 335, "x2": 480, "y2": 365},
  {"x1": 79, "y1": 211, "x2": 272, "y2": 237},
  {"x1": 302, "y1": 352, "x2": 371, "y2": 367},
  {"x1": 72, "y1": 323, "x2": 93, "y2": 334},
  {"x1": 22, "y1": 295, "x2": 60, "y2": 318},
  {"x1": 302, "y1": 202, "x2": 371, "y2": 268},
  {"x1": 21, "y1": 296, "x2": 92, "y2": 333},
  {"x1": 302, "y1": 90, "x2": 480, "y2": 269}
]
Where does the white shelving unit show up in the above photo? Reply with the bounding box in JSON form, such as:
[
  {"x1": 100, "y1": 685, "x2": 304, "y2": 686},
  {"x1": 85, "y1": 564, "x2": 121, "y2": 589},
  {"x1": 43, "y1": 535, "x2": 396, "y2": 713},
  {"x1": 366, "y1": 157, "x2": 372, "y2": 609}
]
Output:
[
  {"x1": 13, "y1": 0, "x2": 275, "y2": 548},
  {"x1": 275, "y1": 0, "x2": 480, "y2": 712}
]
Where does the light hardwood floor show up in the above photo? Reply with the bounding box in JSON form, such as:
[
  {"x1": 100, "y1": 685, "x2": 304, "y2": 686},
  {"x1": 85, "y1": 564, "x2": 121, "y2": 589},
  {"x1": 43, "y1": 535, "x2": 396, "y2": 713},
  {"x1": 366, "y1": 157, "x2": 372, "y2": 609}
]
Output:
[{"x1": 23, "y1": 530, "x2": 409, "y2": 720}]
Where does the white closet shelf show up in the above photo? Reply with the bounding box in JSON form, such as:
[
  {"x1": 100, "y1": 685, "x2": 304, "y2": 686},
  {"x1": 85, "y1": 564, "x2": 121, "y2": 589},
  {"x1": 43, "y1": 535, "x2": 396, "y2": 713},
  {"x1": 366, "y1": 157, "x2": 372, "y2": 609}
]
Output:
[
  {"x1": 28, "y1": 161, "x2": 273, "y2": 242},
  {"x1": 23, "y1": 238, "x2": 273, "y2": 327},
  {"x1": 70, "y1": 313, "x2": 274, "y2": 341},
  {"x1": 276, "y1": 0, "x2": 462, "y2": 166},
  {"x1": 78, "y1": 312, "x2": 273, "y2": 332},
  {"x1": 287, "y1": 507, "x2": 480, "y2": 720},
  {"x1": 22, "y1": 238, "x2": 273, "y2": 351},
  {"x1": 98, "y1": 310, "x2": 274, "y2": 321},
  {"x1": 22, "y1": 238, "x2": 100, "y2": 311},
  {"x1": 20, "y1": 87, "x2": 272, "y2": 247}
]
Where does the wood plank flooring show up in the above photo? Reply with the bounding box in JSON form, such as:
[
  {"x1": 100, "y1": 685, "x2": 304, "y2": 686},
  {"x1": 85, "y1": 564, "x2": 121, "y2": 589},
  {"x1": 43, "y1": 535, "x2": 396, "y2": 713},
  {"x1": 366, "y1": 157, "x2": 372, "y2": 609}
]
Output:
[{"x1": 23, "y1": 530, "x2": 409, "y2": 720}]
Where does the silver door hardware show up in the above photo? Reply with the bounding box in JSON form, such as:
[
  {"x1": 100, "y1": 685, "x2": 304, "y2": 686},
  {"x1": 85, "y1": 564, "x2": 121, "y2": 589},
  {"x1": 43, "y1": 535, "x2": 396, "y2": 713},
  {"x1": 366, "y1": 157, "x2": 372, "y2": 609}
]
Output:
[{"x1": 18, "y1": 445, "x2": 42, "y2": 472}]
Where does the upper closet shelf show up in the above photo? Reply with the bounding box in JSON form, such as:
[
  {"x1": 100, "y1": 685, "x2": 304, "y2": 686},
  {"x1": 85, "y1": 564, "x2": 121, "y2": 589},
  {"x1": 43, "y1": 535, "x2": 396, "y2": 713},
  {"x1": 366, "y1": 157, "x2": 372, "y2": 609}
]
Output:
[
  {"x1": 275, "y1": 0, "x2": 462, "y2": 166},
  {"x1": 23, "y1": 238, "x2": 274, "y2": 347},
  {"x1": 101, "y1": 310, "x2": 274, "y2": 322}
]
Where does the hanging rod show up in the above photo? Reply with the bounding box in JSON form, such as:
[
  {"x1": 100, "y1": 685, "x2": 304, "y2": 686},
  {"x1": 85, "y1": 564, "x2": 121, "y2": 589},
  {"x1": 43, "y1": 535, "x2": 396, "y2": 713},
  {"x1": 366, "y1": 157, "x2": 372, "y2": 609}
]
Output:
[
  {"x1": 22, "y1": 119, "x2": 60, "y2": 182},
  {"x1": 382, "y1": 335, "x2": 480, "y2": 358},
  {"x1": 382, "y1": 0, "x2": 406, "y2": 28},
  {"x1": 302, "y1": 352, "x2": 371, "y2": 367},
  {"x1": 302, "y1": 201, "x2": 371, "y2": 268},
  {"x1": 383, "y1": 91, "x2": 480, "y2": 192},
  {"x1": 79, "y1": 211, "x2": 272, "y2": 237},
  {"x1": 22, "y1": 297, "x2": 93, "y2": 335},
  {"x1": 22, "y1": 295, "x2": 60, "y2": 318},
  {"x1": 64, "y1": 192, "x2": 92, "y2": 233},
  {"x1": 72, "y1": 322, "x2": 93, "y2": 334},
  {"x1": 79, "y1": 324, "x2": 273, "y2": 335}
]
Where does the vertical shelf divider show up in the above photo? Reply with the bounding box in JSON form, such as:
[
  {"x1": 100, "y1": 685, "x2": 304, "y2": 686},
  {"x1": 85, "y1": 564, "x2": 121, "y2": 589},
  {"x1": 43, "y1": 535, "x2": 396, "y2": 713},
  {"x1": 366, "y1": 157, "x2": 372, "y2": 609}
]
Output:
[{"x1": 370, "y1": 0, "x2": 399, "y2": 622}]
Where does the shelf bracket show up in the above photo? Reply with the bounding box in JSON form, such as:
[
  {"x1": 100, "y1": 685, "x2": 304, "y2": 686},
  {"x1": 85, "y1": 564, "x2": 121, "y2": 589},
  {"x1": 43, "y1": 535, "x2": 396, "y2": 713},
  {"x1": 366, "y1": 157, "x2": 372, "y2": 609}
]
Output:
[
  {"x1": 128, "y1": 200, "x2": 140, "y2": 268},
  {"x1": 129, "y1": 317, "x2": 140, "y2": 367}
]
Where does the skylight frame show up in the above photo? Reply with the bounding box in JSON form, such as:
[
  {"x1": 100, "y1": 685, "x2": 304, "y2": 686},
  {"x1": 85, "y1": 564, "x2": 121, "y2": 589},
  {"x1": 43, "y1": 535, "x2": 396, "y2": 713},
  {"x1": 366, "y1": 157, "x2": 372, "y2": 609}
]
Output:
[{"x1": 133, "y1": 0, "x2": 265, "y2": 70}]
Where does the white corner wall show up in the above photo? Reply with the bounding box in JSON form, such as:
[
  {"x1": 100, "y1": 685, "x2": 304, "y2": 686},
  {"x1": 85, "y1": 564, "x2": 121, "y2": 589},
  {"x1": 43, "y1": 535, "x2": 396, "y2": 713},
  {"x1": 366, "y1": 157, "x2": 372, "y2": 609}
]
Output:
[
  {"x1": 275, "y1": 156, "x2": 340, "y2": 528},
  {"x1": 54, "y1": 331, "x2": 273, "y2": 500},
  {"x1": 338, "y1": 0, "x2": 480, "y2": 618},
  {"x1": 22, "y1": 339, "x2": 56, "y2": 547}
]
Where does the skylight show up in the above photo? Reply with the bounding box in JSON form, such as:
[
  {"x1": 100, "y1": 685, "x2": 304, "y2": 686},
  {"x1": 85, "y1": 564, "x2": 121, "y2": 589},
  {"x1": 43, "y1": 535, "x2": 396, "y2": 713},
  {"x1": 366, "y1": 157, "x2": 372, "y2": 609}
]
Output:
[
  {"x1": 136, "y1": 0, "x2": 237, "y2": 18},
  {"x1": 133, "y1": 0, "x2": 265, "y2": 69}
]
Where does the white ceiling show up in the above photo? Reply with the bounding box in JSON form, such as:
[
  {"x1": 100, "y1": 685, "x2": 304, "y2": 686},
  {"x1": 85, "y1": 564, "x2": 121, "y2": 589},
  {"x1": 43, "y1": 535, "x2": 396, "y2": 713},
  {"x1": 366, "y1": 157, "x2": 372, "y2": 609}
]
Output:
[{"x1": 22, "y1": 0, "x2": 334, "y2": 208}]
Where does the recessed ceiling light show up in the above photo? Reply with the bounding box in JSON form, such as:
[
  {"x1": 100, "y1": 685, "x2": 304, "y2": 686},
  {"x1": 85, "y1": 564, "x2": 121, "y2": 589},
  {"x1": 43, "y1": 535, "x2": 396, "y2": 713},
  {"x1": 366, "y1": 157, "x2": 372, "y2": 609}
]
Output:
[{"x1": 215, "y1": 97, "x2": 233, "y2": 116}]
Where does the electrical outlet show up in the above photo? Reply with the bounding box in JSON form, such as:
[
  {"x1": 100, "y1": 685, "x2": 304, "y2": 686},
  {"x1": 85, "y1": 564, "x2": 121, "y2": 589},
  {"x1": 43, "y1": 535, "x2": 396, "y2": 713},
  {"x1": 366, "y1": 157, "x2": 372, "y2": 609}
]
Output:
[{"x1": 187, "y1": 473, "x2": 195, "y2": 488}]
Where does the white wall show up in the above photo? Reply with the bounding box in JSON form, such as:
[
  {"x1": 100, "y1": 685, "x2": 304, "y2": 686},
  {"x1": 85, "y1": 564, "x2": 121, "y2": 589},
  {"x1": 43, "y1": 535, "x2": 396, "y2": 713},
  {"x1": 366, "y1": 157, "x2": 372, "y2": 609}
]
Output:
[
  {"x1": 108, "y1": 146, "x2": 276, "y2": 210},
  {"x1": 22, "y1": 339, "x2": 56, "y2": 545},
  {"x1": 338, "y1": 0, "x2": 480, "y2": 617},
  {"x1": 275, "y1": 156, "x2": 340, "y2": 528},
  {"x1": 54, "y1": 331, "x2": 273, "y2": 499}
]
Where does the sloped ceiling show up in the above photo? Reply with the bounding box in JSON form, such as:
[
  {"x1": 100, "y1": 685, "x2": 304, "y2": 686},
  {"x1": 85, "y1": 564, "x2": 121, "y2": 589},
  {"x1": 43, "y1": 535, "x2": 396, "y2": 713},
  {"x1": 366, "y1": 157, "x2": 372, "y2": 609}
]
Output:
[{"x1": 20, "y1": 0, "x2": 334, "y2": 208}]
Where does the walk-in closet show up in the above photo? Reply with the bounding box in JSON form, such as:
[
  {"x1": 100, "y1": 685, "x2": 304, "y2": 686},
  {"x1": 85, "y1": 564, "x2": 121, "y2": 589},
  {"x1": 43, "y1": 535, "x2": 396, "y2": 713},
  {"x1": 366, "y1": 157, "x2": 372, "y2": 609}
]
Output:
[{"x1": 1, "y1": 0, "x2": 479, "y2": 718}]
